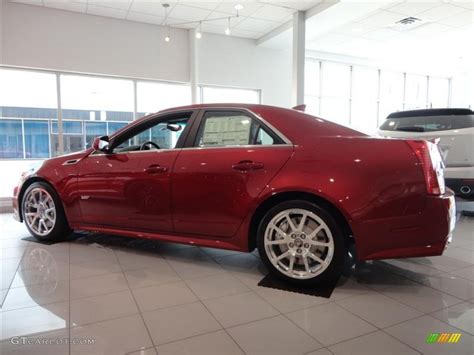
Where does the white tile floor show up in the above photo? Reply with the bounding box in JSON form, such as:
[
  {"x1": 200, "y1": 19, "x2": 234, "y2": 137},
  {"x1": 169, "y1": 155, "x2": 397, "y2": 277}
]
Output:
[{"x1": 0, "y1": 213, "x2": 473, "y2": 355}]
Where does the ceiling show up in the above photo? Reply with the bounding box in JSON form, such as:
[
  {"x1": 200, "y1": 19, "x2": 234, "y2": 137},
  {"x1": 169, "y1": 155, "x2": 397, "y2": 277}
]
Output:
[
  {"x1": 305, "y1": 1, "x2": 474, "y2": 63},
  {"x1": 11, "y1": 0, "x2": 474, "y2": 66},
  {"x1": 11, "y1": 0, "x2": 319, "y2": 39}
]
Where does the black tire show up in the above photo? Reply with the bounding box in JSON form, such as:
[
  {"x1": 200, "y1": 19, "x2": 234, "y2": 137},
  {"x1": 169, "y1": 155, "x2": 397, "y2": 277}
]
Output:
[
  {"x1": 257, "y1": 200, "x2": 346, "y2": 287},
  {"x1": 21, "y1": 182, "x2": 72, "y2": 242}
]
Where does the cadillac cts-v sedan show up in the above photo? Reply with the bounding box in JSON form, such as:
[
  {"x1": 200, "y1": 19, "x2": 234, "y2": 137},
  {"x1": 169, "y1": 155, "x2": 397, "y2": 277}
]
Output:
[{"x1": 12, "y1": 104, "x2": 456, "y2": 286}]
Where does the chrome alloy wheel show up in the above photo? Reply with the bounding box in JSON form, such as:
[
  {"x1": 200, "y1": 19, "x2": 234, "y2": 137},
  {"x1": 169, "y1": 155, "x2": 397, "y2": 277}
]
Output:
[
  {"x1": 264, "y1": 208, "x2": 334, "y2": 279},
  {"x1": 24, "y1": 188, "x2": 57, "y2": 236}
]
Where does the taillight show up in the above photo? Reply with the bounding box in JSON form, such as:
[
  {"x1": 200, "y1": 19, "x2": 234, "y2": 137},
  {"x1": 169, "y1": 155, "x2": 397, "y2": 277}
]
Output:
[{"x1": 406, "y1": 140, "x2": 445, "y2": 195}]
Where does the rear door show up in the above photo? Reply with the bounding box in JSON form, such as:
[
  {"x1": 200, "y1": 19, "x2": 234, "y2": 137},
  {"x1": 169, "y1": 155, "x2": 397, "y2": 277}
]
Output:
[{"x1": 171, "y1": 109, "x2": 293, "y2": 237}]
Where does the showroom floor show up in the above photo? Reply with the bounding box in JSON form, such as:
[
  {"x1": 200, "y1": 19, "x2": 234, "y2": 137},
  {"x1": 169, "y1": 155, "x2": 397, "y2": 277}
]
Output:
[{"x1": 1, "y1": 214, "x2": 473, "y2": 355}]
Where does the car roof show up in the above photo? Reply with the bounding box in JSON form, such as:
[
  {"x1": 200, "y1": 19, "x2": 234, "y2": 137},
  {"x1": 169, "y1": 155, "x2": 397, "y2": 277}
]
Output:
[
  {"x1": 111, "y1": 103, "x2": 367, "y2": 145},
  {"x1": 159, "y1": 103, "x2": 267, "y2": 114},
  {"x1": 387, "y1": 108, "x2": 474, "y2": 119}
]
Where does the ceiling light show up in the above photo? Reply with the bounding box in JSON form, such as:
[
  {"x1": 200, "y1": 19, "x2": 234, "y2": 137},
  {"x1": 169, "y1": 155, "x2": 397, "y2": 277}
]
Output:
[
  {"x1": 163, "y1": 3, "x2": 171, "y2": 42},
  {"x1": 225, "y1": 17, "x2": 231, "y2": 35},
  {"x1": 165, "y1": 25, "x2": 171, "y2": 42},
  {"x1": 196, "y1": 21, "x2": 202, "y2": 39},
  {"x1": 234, "y1": 4, "x2": 244, "y2": 11}
]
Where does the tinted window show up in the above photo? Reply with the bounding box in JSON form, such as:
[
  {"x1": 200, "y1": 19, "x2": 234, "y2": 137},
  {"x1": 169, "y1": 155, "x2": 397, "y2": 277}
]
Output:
[
  {"x1": 195, "y1": 111, "x2": 278, "y2": 147},
  {"x1": 0, "y1": 120, "x2": 23, "y2": 158},
  {"x1": 51, "y1": 120, "x2": 83, "y2": 134},
  {"x1": 380, "y1": 115, "x2": 474, "y2": 132},
  {"x1": 85, "y1": 122, "x2": 107, "y2": 149},
  {"x1": 24, "y1": 120, "x2": 49, "y2": 158}
]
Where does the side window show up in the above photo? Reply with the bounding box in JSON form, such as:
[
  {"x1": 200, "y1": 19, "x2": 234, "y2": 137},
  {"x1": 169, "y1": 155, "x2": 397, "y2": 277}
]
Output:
[
  {"x1": 254, "y1": 126, "x2": 275, "y2": 145},
  {"x1": 113, "y1": 116, "x2": 189, "y2": 152},
  {"x1": 195, "y1": 111, "x2": 278, "y2": 147}
]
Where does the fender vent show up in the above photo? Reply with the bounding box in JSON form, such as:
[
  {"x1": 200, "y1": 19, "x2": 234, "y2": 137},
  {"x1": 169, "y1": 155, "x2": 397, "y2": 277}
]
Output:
[{"x1": 62, "y1": 159, "x2": 80, "y2": 166}]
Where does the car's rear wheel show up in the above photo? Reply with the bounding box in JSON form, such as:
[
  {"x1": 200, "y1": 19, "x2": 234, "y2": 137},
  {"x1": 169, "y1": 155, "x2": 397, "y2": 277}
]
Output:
[
  {"x1": 257, "y1": 200, "x2": 345, "y2": 286},
  {"x1": 22, "y1": 182, "x2": 71, "y2": 242}
]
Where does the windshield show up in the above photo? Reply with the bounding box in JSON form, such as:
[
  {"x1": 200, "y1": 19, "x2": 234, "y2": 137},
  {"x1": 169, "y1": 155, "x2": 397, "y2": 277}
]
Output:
[{"x1": 380, "y1": 115, "x2": 474, "y2": 132}]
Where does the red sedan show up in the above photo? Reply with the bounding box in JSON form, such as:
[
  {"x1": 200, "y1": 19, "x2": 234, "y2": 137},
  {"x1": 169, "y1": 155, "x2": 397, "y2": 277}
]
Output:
[{"x1": 12, "y1": 104, "x2": 456, "y2": 286}]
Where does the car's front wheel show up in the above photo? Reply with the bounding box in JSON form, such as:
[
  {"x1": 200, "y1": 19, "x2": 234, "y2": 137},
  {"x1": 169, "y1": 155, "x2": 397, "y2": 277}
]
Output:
[
  {"x1": 22, "y1": 182, "x2": 71, "y2": 242},
  {"x1": 257, "y1": 200, "x2": 345, "y2": 287}
]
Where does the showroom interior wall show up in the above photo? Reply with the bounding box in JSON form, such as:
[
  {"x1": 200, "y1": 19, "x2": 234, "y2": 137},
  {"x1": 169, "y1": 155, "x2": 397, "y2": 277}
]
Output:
[{"x1": 1, "y1": 1, "x2": 291, "y2": 106}]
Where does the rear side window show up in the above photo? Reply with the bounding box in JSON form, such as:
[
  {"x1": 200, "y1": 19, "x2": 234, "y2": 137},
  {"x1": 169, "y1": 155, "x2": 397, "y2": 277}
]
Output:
[
  {"x1": 380, "y1": 115, "x2": 474, "y2": 132},
  {"x1": 195, "y1": 111, "x2": 279, "y2": 147}
]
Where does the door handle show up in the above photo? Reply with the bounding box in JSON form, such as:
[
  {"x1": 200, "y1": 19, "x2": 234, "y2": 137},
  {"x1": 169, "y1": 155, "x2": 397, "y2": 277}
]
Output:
[
  {"x1": 232, "y1": 160, "x2": 264, "y2": 171},
  {"x1": 145, "y1": 164, "x2": 168, "y2": 174}
]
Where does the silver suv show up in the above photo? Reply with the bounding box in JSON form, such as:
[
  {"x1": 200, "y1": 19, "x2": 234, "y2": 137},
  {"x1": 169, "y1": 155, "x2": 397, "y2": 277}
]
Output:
[{"x1": 378, "y1": 108, "x2": 474, "y2": 213}]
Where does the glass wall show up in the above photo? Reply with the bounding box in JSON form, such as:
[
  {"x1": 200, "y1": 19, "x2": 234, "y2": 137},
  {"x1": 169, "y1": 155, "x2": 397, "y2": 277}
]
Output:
[
  {"x1": 428, "y1": 77, "x2": 450, "y2": 108},
  {"x1": 379, "y1": 71, "x2": 405, "y2": 126},
  {"x1": 60, "y1": 75, "x2": 135, "y2": 153},
  {"x1": 320, "y1": 62, "x2": 351, "y2": 126},
  {"x1": 304, "y1": 59, "x2": 320, "y2": 115},
  {"x1": 304, "y1": 59, "x2": 451, "y2": 133},
  {"x1": 351, "y1": 67, "x2": 379, "y2": 133},
  {"x1": 137, "y1": 81, "x2": 191, "y2": 119},
  {"x1": 0, "y1": 68, "x2": 193, "y2": 160},
  {"x1": 201, "y1": 86, "x2": 260, "y2": 104},
  {"x1": 0, "y1": 68, "x2": 58, "y2": 159},
  {"x1": 405, "y1": 74, "x2": 428, "y2": 110}
]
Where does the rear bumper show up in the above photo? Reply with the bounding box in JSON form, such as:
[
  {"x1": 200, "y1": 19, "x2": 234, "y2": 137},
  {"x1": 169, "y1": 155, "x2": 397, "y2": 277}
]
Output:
[{"x1": 355, "y1": 190, "x2": 456, "y2": 260}]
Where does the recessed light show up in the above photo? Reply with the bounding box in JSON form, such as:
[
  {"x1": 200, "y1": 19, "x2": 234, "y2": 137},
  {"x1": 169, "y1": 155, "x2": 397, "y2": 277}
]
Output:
[
  {"x1": 196, "y1": 21, "x2": 202, "y2": 39},
  {"x1": 225, "y1": 17, "x2": 231, "y2": 35}
]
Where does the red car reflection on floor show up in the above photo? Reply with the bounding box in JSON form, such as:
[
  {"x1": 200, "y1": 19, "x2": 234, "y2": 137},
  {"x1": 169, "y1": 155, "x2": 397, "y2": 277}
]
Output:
[{"x1": 12, "y1": 104, "x2": 456, "y2": 286}]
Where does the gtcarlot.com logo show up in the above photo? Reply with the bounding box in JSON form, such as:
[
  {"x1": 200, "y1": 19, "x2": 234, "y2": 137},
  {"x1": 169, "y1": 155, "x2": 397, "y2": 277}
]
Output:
[
  {"x1": 426, "y1": 333, "x2": 462, "y2": 344},
  {"x1": 10, "y1": 336, "x2": 95, "y2": 345}
]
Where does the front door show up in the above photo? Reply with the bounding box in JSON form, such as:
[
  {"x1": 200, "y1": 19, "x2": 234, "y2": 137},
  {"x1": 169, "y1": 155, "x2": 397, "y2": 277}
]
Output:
[
  {"x1": 172, "y1": 110, "x2": 293, "y2": 237},
  {"x1": 77, "y1": 112, "x2": 193, "y2": 232}
]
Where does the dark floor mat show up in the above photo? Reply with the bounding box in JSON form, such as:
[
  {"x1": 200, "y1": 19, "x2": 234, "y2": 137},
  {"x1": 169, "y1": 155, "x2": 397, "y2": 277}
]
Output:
[{"x1": 258, "y1": 273, "x2": 340, "y2": 298}]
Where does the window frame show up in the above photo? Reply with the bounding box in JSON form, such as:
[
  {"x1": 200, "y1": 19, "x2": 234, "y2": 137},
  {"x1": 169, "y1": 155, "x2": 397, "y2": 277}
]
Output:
[
  {"x1": 184, "y1": 108, "x2": 290, "y2": 149},
  {"x1": 95, "y1": 109, "x2": 199, "y2": 155}
]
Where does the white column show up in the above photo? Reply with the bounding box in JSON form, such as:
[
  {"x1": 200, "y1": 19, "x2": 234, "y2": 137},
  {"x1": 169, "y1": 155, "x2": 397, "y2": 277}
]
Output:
[
  {"x1": 292, "y1": 11, "x2": 305, "y2": 107},
  {"x1": 55, "y1": 72, "x2": 64, "y2": 155},
  {"x1": 133, "y1": 80, "x2": 138, "y2": 120},
  {"x1": 189, "y1": 28, "x2": 199, "y2": 104}
]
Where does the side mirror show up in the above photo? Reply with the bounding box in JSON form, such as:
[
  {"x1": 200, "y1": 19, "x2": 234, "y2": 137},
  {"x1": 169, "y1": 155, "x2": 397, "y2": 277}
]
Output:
[
  {"x1": 92, "y1": 136, "x2": 110, "y2": 152},
  {"x1": 163, "y1": 123, "x2": 182, "y2": 132}
]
